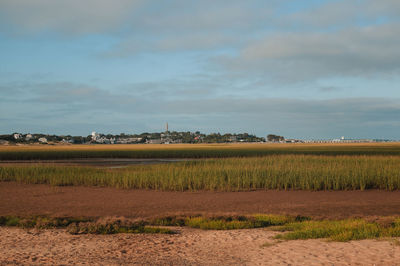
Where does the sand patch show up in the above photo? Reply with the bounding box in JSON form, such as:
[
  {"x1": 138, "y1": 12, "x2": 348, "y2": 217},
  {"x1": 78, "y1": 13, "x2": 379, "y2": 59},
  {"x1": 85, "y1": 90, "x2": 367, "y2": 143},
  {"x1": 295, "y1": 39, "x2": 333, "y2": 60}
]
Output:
[{"x1": 0, "y1": 227, "x2": 399, "y2": 265}]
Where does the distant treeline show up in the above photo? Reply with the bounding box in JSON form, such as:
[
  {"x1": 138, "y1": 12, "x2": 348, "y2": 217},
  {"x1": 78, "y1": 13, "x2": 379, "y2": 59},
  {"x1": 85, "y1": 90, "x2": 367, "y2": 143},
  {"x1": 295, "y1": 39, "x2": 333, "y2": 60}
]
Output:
[{"x1": 0, "y1": 131, "x2": 267, "y2": 144}]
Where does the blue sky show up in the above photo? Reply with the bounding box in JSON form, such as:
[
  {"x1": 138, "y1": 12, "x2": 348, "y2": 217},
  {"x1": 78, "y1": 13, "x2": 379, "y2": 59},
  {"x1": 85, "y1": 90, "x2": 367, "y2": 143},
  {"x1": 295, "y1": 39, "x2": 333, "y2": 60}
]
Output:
[{"x1": 1, "y1": 0, "x2": 400, "y2": 139}]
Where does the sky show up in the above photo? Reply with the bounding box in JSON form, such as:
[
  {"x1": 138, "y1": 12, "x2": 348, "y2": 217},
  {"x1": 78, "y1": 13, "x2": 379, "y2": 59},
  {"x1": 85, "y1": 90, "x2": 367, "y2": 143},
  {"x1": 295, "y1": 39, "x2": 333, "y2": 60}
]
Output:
[{"x1": 1, "y1": 0, "x2": 400, "y2": 139}]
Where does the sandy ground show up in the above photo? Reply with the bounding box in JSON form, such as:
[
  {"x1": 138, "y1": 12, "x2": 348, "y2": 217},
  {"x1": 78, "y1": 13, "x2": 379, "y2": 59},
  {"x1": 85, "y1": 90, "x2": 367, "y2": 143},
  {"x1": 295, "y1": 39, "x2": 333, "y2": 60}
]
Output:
[
  {"x1": 2, "y1": 182, "x2": 400, "y2": 219},
  {"x1": 1, "y1": 227, "x2": 399, "y2": 265},
  {"x1": 2, "y1": 182, "x2": 400, "y2": 265}
]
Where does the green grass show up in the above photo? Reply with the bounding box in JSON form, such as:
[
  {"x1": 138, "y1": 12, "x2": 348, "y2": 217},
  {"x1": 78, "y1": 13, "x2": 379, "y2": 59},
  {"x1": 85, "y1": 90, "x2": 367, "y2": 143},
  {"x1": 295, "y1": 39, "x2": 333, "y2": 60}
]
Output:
[
  {"x1": 2, "y1": 155, "x2": 400, "y2": 191},
  {"x1": 66, "y1": 222, "x2": 175, "y2": 235},
  {"x1": 0, "y1": 215, "x2": 91, "y2": 229},
  {"x1": 184, "y1": 214, "x2": 300, "y2": 230},
  {"x1": 273, "y1": 218, "x2": 400, "y2": 241}
]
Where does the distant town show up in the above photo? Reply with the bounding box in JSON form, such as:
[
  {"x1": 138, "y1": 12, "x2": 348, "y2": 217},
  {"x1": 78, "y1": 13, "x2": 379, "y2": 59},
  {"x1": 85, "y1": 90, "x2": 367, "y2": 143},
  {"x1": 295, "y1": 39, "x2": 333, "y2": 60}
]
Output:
[{"x1": 0, "y1": 124, "x2": 395, "y2": 145}]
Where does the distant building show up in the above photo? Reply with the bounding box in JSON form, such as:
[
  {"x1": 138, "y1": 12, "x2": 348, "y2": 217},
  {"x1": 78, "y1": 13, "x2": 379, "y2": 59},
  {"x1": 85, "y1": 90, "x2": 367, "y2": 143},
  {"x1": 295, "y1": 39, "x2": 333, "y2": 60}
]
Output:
[
  {"x1": 116, "y1": 137, "x2": 142, "y2": 144},
  {"x1": 161, "y1": 122, "x2": 172, "y2": 144},
  {"x1": 38, "y1": 137, "x2": 48, "y2": 143},
  {"x1": 148, "y1": 139, "x2": 162, "y2": 144},
  {"x1": 25, "y1": 134, "x2": 33, "y2": 141},
  {"x1": 91, "y1": 131, "x2": 100, "y2": 141},
  {"x1": 285, "y1": 139, "x2": 303, "y2": 143},
  {"x1": 229, "y1": 136, "x2": 237, "y2": 142},
  {"x1": 13, "y1": 133, "x2": 21, "y2": 140},
  {"x1": 305, "y1": 137, "x2": 375, "y2": 143}
]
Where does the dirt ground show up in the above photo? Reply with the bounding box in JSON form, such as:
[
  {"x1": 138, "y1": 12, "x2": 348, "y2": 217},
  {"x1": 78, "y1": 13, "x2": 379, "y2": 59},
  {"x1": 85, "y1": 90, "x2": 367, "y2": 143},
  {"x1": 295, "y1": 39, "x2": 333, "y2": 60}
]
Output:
[
  {"x1": 2, "y1": 182, "x2": 400, "y2": 265},
  {"x1": 1, "y1": 182, "x2": 400, "y2": 219},
  {"x1": 1, "y1": 227, "x2": 399, "y2": 265}
]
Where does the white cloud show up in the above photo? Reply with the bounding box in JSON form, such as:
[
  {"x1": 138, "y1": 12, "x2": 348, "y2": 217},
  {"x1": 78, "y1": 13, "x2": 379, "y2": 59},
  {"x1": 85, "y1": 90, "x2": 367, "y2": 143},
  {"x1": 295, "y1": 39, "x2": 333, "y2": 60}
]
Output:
[
  {"x1": 0, "y1": 0, "x2": 143, "y2": 35},
  {"x1": 218, "y1": 23, "x2": 400, "y2": 82},
  {"x1": 285, "y1": 0, "x2": 400, "y2": 28}
]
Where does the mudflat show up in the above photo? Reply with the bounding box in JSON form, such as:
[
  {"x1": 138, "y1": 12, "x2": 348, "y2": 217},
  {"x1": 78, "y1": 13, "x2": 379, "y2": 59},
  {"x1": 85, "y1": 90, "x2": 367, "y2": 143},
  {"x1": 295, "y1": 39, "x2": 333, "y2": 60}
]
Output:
[
  {"x1": 1, "y1": 227, "x2": 399, "y2": 265},
  {"x1": 1, "y1": 182, "x2": 400, "y2": 219}
]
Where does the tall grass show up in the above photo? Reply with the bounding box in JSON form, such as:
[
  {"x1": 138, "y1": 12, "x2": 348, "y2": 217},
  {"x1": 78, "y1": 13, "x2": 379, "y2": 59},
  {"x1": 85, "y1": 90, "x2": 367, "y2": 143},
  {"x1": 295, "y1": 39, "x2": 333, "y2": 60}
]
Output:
[
  {"x1": 1, "y1": 155, "x2": 400, "y2": 191},
  {"x1": 1, "y1": 143, "x2": 400, "y2": 160}
]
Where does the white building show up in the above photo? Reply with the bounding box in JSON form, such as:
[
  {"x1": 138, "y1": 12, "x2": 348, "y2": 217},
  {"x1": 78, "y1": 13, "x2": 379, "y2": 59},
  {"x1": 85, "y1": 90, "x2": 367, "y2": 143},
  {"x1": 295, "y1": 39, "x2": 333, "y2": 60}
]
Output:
[
  {"x1": 38, "y1": 137, "x2": 48, "y2": 143},
  {"x1": 91, "y1": 131, "x2": 100, "y2": 141}
]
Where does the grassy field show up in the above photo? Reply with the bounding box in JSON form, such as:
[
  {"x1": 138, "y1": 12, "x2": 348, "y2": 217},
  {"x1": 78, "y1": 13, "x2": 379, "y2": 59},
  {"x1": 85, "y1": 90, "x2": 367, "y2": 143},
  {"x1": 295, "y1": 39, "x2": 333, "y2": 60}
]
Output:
[
  {"x1": 2, "y1": 155, "x2": 400, "y2": 191},
  {"x1": 1, "y1": 143, "x2": 400, "y2": 160}
]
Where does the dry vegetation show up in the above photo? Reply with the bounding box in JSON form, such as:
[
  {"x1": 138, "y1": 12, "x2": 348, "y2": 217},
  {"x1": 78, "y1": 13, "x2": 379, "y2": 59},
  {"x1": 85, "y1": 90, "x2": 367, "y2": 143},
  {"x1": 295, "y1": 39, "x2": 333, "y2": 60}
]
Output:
[
  {"x1": 2, "y1": 155, "x2": 400, "y2": 191},
  {"x1": 1, "y1": 143, "x2": 400, "y2": 160},
  {"x1": 1, "y1": 214, "x2": 400, "y2": 242}
]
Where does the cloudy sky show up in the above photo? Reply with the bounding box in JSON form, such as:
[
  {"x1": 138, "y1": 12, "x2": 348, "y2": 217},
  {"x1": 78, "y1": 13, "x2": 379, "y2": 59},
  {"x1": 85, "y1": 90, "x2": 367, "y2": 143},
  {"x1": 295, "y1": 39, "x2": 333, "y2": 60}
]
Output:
[{"x1": 1, "y1": 0, "x2": 399, "y2": 139}]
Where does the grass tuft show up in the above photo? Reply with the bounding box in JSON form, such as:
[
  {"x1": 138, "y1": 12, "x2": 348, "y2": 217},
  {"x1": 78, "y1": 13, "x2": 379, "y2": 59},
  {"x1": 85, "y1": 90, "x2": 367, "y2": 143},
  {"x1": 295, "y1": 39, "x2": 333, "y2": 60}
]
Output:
[
  {"x1": 0, "y1": 216, "x2": 175, "y2": 234},
  {"x1": 184, "y1": 214, "x2": 295, "y2": 230},
  {"x1": 66, "y1": 222, "x2": 175, "y2": 235},
  {"x1": 273, "y1": 218, "x2": 400, "y2": 241}
]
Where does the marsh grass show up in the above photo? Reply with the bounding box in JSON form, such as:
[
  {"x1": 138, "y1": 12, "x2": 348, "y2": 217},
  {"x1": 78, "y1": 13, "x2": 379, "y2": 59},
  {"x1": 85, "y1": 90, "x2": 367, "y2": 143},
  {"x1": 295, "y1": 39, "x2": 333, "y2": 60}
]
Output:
[
  {"x1": 0, "y1": 216, "x2": 175, "y2": 234},
  {"x1": 0, "y1": 216, "x2": 92, "y2": 229},
  {"x1": 66, "y1": 222, "x2": 175, "y2": 235},
  {"x1": 2, "y1": 155, "x2": 400, "y2": 191},
  {"x1": 184, "y1": 214, "x2": 297, "y2": 230},
  {"x1": 272, "y1": 218, "x2": 400, "y2": 241},
  {"x1": 1, "y1": 143, "x2": 400, "y2": 160},
  {"x1": 2, "y1": 215, "x2": 400, "y2": 241},
  {"x1": 0, "y1": 214, "x2": 301, "y2": 233}
]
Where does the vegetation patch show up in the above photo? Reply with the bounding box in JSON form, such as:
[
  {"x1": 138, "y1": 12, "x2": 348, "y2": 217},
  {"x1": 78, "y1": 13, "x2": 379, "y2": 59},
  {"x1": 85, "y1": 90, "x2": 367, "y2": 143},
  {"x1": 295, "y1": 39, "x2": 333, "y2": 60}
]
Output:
[
  {"x1": 2, "y1": 155, "x2": 400, "y2": 191},
  {"x1": 0, "y1": 214, "x2": 303, "y2": 233},
  {"x1": 0, "y1": 215, "x2": 91, "y2": 229},
  {"x1": 184, "y1": 214, "x2": 302, "y2": 230},
  {"x1": 0, "y1": 216, "x2": 175, "y2": 235},
  {"x1": 66, "y1": 222, "x2": 175, "y2": 235},
  {"x1": 272, "y1": 218, "x2": 400, "y2": 241},
  {"x1": 148, "y1": 214, "x2": 308, "y2": 230},
  {"x1": 2, "y1": 214, "x2": 400, "y2": 241}
]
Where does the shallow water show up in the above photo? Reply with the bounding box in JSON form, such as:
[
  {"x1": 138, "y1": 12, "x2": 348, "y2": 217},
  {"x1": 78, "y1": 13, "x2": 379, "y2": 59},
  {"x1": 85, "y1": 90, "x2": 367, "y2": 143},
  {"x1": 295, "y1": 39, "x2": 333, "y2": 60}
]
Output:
[{"x1": 0, "y1": 158, "x2": 191, "y2": 168}]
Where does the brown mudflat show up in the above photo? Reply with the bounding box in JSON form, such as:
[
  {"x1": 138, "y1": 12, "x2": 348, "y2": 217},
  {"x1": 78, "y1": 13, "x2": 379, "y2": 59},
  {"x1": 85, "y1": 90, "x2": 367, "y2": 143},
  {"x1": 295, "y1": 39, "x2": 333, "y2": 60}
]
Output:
[{"x1": 1, "y1": 182, "x2": 400, "y2": 219}]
